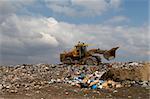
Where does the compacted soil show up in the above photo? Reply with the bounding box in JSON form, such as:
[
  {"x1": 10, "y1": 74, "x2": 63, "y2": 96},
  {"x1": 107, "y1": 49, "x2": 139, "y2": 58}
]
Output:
[{"x1": 0, "y1": 83, "x2": 149, "y2": 99}]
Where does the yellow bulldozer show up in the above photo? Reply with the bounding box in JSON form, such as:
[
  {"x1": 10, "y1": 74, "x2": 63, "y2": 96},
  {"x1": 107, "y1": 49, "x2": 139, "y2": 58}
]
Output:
[{"x1": 60, "y1": 42, "x2": 119, "y2": 65}]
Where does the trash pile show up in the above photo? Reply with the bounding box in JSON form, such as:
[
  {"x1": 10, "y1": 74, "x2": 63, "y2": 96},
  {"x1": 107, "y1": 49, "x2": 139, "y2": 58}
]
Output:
[
  {"x1": 0, "y1": 64, "x2": 63, "y2": 93},
  {"x1": 62, "y1": 71, "x2": 122, "y2": 90},
  {"x1": 49, "y1": 62, "x2": 150, "y2": 90},
  {"x1": 0, "y1": 62, "x2": 149, "y2": 94}
]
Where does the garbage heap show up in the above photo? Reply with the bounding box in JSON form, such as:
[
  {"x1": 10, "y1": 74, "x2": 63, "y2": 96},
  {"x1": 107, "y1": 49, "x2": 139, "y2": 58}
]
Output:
[
  {"x1": 49, "y1": 62, "x2": 150, "y2": 90},
  {"x1": 0, "y1": 62, "x2": 149, "y2": 94}
]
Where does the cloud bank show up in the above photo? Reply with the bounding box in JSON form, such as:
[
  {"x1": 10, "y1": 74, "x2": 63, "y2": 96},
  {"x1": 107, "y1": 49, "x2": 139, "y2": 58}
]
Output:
[{"x1": 0, "y1": 0, "x2": 149, "y2": 65}]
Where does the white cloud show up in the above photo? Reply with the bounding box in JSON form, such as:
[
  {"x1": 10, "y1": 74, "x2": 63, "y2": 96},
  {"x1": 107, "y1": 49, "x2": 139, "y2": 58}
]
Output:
[
  {"x1": 45, "y1": 0, "x2": 121, "y2": 17},
  {"x1": 0, "y1": 14, "x2": 149, "y2": 64},
  {"x1": 109, "y1": 0, "x2": 121, "y2": 8},
  {"x1": 104, "y1": 16, "x2": 129, "y2": 24},
  {"x1": 0, "y1": 15, "x2": 59, "y2": 47}
]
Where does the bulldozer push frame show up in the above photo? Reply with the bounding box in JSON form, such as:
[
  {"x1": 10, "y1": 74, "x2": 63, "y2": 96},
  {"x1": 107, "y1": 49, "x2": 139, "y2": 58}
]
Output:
[{"x1": 60, "y1": 42, "x2": 119, "y2": 65}]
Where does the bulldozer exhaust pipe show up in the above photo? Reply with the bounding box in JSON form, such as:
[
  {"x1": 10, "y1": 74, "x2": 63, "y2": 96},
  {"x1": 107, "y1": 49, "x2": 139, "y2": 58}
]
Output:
[{"x1": 103, "y1": 47, "x2": 119, "y2": 61}]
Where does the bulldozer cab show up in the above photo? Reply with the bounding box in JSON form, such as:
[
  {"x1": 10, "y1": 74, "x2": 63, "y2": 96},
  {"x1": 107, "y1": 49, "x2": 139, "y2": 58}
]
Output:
[{"x1": 75, "y1": 42, "x2": 88, "y2": 58}]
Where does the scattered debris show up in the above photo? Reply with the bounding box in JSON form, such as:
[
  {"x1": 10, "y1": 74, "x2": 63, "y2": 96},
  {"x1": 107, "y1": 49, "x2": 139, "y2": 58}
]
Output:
[{"x1": 0, "y1": 62, "x2": 149, "y2": 95}]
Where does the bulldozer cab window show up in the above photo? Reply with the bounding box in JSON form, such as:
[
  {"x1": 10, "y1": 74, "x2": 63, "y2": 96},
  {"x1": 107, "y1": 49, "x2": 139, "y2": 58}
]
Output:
[
  {"x1": 80, "y1": 46, "x2": 87, "y2": 57},
  {"x1": 75, "y1": 46, "x2": 80, "y2": 52},
  {"x1": 82, "y1": 46, "x2": 87, "y2": 52}
]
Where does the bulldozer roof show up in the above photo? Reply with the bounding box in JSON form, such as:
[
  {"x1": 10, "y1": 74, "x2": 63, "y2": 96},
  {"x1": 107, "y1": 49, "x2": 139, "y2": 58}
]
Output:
[{"x1": 75, "y1": 42, "x2": 88, "y2": 47}]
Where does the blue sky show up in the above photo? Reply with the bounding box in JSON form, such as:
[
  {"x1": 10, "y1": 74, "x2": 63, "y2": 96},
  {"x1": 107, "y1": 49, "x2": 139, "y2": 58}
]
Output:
[
  {"x1": 0, "y1": 0, "x2": 149, "y2": 65},
  {"x1": 22, "y1": 0, "x2": 149, "y2": 26}
]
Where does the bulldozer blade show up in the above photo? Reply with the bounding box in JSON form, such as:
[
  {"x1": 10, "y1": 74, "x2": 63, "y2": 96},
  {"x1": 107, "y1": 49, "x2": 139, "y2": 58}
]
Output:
[{"x1": 103, "y1": 47, "x2": 119, "y2": 61}]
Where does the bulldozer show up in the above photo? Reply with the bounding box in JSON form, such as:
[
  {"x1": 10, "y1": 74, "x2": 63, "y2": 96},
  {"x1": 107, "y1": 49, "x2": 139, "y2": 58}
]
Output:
[{"x1": 60, "y1": 42, "x2": 119, "y2": 65}]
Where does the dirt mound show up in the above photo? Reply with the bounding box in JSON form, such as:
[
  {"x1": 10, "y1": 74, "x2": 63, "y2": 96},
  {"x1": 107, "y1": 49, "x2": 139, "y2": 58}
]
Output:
[{"x1": 101, "y1": 62, "x2": 150, "y2": 81}]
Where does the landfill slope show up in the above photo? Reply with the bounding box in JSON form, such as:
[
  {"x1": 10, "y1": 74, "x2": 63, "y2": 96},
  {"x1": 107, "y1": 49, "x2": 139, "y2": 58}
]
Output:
[
  {"x1": 101, "y1": 62, "x2": 150, "y2": 81},
  {"x1": 0, "y1": 62, "x2": 149, "y2": 99}
]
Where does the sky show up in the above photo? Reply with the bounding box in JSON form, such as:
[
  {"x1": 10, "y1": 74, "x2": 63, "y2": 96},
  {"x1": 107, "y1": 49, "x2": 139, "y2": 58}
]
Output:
[{"x1": 0, "y1": 0, "x2": 149, "y2": 65}]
